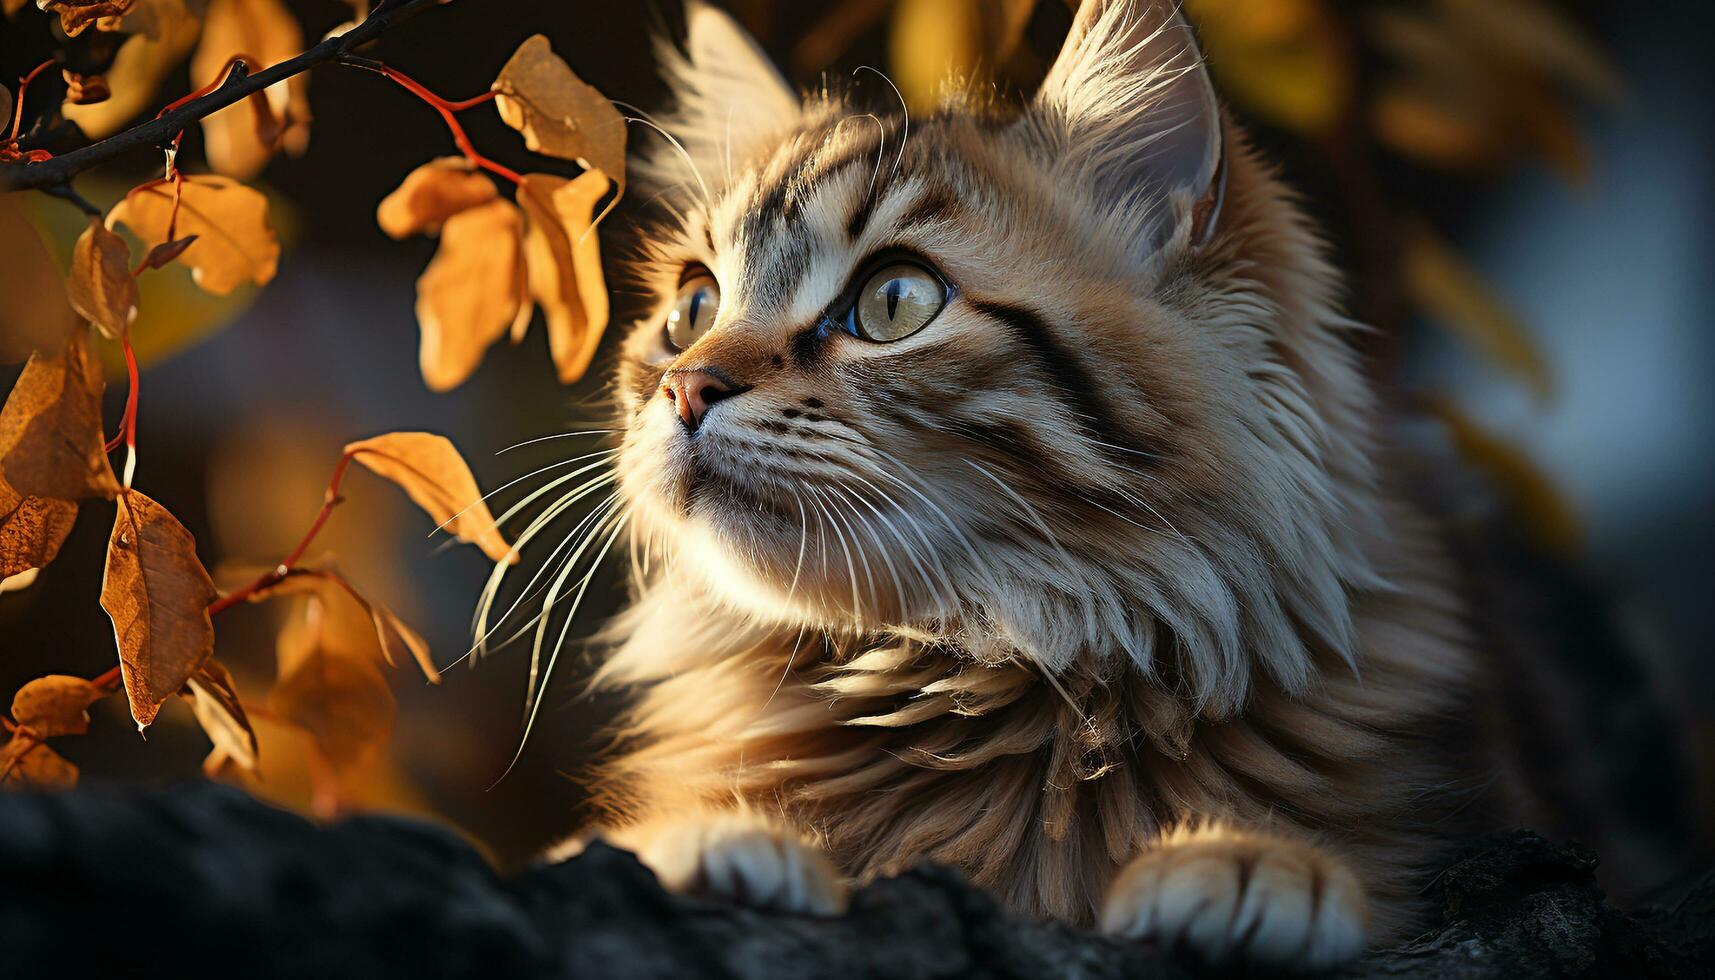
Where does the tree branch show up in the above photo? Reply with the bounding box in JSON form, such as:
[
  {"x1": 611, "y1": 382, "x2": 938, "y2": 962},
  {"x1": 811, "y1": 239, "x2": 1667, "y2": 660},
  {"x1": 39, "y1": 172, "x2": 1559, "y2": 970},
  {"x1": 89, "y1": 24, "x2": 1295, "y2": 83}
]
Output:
[{"x1": 0, "y1": 0, "x2": 440, "y2": 193}]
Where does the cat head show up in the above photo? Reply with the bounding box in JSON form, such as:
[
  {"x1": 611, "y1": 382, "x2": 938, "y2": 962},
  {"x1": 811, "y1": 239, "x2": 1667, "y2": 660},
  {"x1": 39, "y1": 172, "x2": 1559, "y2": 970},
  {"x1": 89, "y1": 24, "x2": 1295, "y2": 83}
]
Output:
[{"x1": 611, "y1": 0, "x2": 1384, "y2": 714}]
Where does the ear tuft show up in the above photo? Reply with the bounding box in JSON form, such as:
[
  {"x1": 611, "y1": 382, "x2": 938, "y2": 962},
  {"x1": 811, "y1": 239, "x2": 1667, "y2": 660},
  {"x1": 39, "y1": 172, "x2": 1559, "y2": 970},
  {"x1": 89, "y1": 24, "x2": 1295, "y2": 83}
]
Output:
[
  {"x1": 643, "y1": 0, "x2": 802, "y2": 195},
  {"x1": 1034, "y1": 0, "x2": 1224, "y2": 253}
]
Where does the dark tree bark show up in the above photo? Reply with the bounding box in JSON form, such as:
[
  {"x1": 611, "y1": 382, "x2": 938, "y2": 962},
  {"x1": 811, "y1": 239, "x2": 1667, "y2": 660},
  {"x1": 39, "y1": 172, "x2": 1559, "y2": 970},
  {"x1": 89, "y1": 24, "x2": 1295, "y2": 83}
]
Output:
[{"x1": 0, "y1": 784, "x2": 1708, "y2": 979}]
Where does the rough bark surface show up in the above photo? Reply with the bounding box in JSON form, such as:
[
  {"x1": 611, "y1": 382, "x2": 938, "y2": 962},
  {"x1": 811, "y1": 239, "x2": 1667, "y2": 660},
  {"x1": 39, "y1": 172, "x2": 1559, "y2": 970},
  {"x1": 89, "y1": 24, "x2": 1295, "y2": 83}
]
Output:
[{"x1": 0, "y1": 784, "x2": 1707, "y2": 978}]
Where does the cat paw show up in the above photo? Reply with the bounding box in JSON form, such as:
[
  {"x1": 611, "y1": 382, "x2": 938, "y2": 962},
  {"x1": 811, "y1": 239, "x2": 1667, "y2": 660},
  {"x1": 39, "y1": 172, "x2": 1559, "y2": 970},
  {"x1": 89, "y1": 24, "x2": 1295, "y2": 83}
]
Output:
[
  {"x1": 616, "y1": 814, "x2": 848, "y2": 916},
  {"x1": 1101, "y1": 829, "x2": 1367, "y2": 971}
]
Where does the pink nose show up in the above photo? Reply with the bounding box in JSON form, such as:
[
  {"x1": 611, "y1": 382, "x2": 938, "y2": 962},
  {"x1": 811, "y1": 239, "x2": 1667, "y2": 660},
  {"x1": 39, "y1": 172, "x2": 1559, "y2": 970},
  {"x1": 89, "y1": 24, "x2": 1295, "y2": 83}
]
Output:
[{"x1": 660, "y1": 369, "x2": 740, "y2": 432}]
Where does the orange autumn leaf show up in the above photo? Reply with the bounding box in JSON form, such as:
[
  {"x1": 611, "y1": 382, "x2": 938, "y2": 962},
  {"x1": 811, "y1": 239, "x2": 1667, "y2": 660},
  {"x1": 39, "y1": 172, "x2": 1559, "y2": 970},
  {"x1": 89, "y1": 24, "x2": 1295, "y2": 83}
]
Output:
[
  {"x1": 377, "y1": 156, "x2": 500, "y2": 239},
  {"x1": 492, "y1": 34, "x2": 627, "y2": 194},
  {"x1": 0, "y1": 495, "x2": 77, "y2": 579},
  {"x1": 67, "y1": 217, "x2": 138, "y2": 340},
  {"x1": 192, "y1": 0, "x2": 310, "y2": 179},
  {"x1": 416, "y1": 200, "x2": 528, "y2": 392},
  {"x1": 518, "y1": 171, "x2": 611, "y2": 384},
  {"x1": 345, "y1": 432, "x2": 517, "y2": 565},
  {"x1": 184, "y1": 658, "x2": 258, "y2": 773},
  {"x1": 100, "y1": 488, "x2": 219, "y2": 728},
  {"x1": 0, "y1": 735, "x2": 77, "y2": 791},
  {"x1": 36, "y1": 0, "x2": 137, "y2": 37},
  {"x1": 64, "y1": 0, "x2": 205, "y2": 139},
  {"x1": 232, "y1": 564, "x2": 439, "y2": 683},
  {"x1": 107, "y1": 175, "x2": 279, "y2": 296},
  {"x1": 0, "y1": 331, "x2": 120, "y2": 501},
  {"x1": 0, "y1": 197, "x2": 78, "y2": 365},
  {"x1": 11, "y1": 674, "x2": 103, "y2": 737},
  {"x1": 269, "y1": 591, "x2": 395, "y2": 780}
]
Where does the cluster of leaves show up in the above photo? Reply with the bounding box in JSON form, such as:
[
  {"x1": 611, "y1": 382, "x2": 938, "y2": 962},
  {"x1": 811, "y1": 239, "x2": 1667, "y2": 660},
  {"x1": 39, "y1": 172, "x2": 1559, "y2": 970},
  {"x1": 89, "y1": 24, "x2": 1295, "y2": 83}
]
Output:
[{"x1": 1, "y1": 0, "x2": 628, "y2": 807}]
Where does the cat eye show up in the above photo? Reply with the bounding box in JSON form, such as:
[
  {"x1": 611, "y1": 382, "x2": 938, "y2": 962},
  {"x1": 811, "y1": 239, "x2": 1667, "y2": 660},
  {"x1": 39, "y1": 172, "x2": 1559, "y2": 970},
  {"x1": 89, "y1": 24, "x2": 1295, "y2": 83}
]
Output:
[
  {"x1": 665, "y1": 273, "x2": 720, "y2": 350},
  {"x1": 846, "y1": 262, "x2": 946, "y2": 342}
]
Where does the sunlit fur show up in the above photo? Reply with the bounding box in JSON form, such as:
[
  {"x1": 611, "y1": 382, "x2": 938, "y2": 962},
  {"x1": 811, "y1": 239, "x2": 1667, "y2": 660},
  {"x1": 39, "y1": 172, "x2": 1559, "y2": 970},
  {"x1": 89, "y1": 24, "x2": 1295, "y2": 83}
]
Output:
[{"x1": 579, "y1": 0, "x2": 1492, "y2": 943}]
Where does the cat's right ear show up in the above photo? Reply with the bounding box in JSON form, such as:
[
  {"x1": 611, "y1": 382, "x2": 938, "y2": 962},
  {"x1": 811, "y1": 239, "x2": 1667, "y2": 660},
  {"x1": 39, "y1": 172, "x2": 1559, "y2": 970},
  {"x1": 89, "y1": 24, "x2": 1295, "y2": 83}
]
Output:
[
  {"x1": 649, "y1": 0, "x2": 801, "y2": 192},
  {"x1": 1032, "y1": 0, "x2": 1225, "y2": 254}
]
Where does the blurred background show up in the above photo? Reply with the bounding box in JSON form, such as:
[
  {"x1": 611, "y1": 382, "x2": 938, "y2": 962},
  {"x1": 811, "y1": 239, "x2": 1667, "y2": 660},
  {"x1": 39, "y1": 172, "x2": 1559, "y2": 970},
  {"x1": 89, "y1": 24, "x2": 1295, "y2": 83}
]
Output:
[{"x1": 2, "y1": 0, "x2": 1710, "y2": 872}]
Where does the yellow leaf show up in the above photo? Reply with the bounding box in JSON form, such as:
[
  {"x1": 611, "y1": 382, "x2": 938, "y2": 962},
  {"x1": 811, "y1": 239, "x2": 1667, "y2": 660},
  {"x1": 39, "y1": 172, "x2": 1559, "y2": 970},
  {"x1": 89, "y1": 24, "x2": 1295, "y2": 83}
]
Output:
[
  {"x1": 344, "y1": 431, "x2": 517, "y2": 566},
  {"x1": 107, "y1": 175, "x2": 280, "y2": 296},
  {"x1": 191, "y1": 0, "x2": 310, "y2": 179},
  {"x1": 376, "y1": 156, "x2": 499, "y2": 240},
  {"x1": 269, "y1": 593, "x2": 395, "y2": 779},
  {"x1": 1186, "y1": 0, "x2": 1349, "y2": 135},
  {"x1": 1403, "y1": 222, "x2": 1552, "y2": 401},
  {"x1": 100, "y1": 488, "x2": 219, "y2": 728},
  {"x1": 231, "y1": 563, "x2": 439, "y2": 684},
  {"x1": 492, "y1": 34, "x2": 627, "y2": 195},
  {"x1": 415, "y1": 199, "x2": 527, "y2": 392},
  {"x1": 63, "y1": 0, "x2": 203, "y2": 139},
  {"x1": 67, "y1": 217, "x2": 139, "y2": 340},
  {"x1": 517, "y1": 171, "x2": 610, "y2": 385}
]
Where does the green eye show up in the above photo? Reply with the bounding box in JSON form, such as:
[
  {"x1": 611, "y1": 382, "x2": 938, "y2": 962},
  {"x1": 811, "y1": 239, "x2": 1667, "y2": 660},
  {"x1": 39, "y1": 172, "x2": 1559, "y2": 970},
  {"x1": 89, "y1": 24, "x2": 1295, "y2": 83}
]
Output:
[
  {"x1": 851, "y1": 262, "x2": 945, "y2": 342},
  {"x1": 666, "y1": 274, "x2": 720, "y2": 350}
]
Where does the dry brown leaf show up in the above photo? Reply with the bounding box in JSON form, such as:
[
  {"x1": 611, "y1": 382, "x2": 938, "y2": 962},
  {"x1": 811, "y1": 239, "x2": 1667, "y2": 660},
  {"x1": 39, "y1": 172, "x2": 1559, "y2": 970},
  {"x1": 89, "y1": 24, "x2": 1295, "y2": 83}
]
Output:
[
  {"x1": 269, "y1": 593, "x2": 395, "y2": 775},
  {"x1": 35, "y1": 0, "x2": 137, "y2": 37},
  {"x1": 416, "y1": 200, "x2": 527, "y2": 392},
  {"x1": 100, "y1": 488, "x2": 219, "y2": 728},
  {"x1": 518, "y1": 171, "x2": 611, "y2": 384},
  {"x1": 184, "y1": 658, "x2": 257, "y2": 772},
  {"x1": 1423, "y1": 396, "x2": 1580, "y2": 554},
  {"x1": 0, "y1": 197, "x2": 78, "y2": 365},
  {"x1": 67, "y1": 217, "x2": 139, "y2": 340},
  {"x1": 233, "y1": 565, "x2": 439, "y2": 683},
  {"x1": 0, "y1": 331, "x2": 120, "y2": 501},
  {"x1": 192, "y1": 0, "x2": 310, "y2": 179},
  {"x1": 345, "y1": 432, "x2": 517, "y2": 565},
  {"x1": 492, "y1": 34, "x2": 627, "y2": 194},
  {"x1": 0, "y1": 735, "x2": 77, "y2": 791},
  {"x1": 0, "y1": 82, "x2": 11, "y2": 129},
  {"x1": 108, "y1": 176, "x2": 279, "y2": 295},
  {"x1": 0, "y1": 495, "x2": 78, "y2": 578},
  {"x1": 377, "y1": 157, "x2": 500, "y2": 240},
  {"x1": 63, "y1": 0, "x2": 204, "y2": 139},
  {"x1": 11, "y1": 674, "x2": 103, "y2": 737}
]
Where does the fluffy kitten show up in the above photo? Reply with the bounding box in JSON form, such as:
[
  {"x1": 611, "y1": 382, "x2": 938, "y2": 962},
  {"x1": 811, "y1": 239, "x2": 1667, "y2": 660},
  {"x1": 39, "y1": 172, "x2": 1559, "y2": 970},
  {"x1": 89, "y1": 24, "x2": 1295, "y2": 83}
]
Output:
[{"x1": 574, "y1": 0, "x2": 1497, "y2": 968}]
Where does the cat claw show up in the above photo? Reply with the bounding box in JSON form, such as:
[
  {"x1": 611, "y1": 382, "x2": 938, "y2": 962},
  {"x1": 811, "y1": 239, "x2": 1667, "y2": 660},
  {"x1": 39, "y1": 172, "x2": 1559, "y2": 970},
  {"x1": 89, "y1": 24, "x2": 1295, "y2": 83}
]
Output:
[{"x1": 620, "y1": 815, "x2": 848, "y2": 916}]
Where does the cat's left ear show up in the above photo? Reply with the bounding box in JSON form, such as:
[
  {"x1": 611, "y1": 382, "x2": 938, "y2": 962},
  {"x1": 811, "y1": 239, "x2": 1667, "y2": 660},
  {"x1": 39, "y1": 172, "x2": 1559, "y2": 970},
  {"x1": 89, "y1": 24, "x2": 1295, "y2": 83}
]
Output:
[
  {"x1": 651, "y1": 0, "x2": 802, "y2": 191},
  {"x1": 1032, "y1": 0, "x2": 1225, "y2": 251}
]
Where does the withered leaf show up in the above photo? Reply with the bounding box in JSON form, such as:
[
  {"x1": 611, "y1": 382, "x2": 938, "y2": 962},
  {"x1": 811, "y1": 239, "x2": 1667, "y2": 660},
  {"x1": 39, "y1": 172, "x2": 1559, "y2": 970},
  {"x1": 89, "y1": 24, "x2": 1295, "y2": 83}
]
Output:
[
  {"x1": 192, "y1": 0, "x2": 310, "y2": 179},
  {"x1": 0, "y1": 197, "x2": 78, "y2": 365},
  {"x1": 11, "y1": 674, "x2": 103, "y2": 737},
  {"x1": 269, "y1": 593, "x2": 395, "y2": 773},
  {"x1": 416, "y1": 200, "x2": 527, "y2": 392},
  {"x1": 518, "y1": 171, "x2": 611, "y2": 384},
  {"x1": 184, "y1": 658, "x2": 257, "y2": 772},
  {"x1": 63, "y1": 0, "x2": 204, "y2": 139},
  {"x1": 67, "y1": 217, "x2": 138, "y2": 340},
  {"x1": 492, "y1": 34, "x2": 627, "y2": 194},
  {"x1": 377, "y1": 157, "x2": 500, "y2": 240},
  {"x1": 232, "y1": 564, "x2": 439, "y2": 683},
  {"x1": 0, "y1": 331, "x2": 120, "y2": 501},
  {"x1": 345, "y1": 432, "x2": 517, "y2": 565},
  {"x1": 35, "y1": 0, "x2": 137, "y2": 37},
  {"x1": 0, "y1": 735, "x2": 77, "y2": 791},
  {"x1": 100, "y1": 488, "x2": 219, "y2": 728},
  {"x1": 0, "y1": 495, "x2": 78, "y2": 579},
  {"x1": 141, "y1": 234, "x2": 198, "y2": 271},
  {"x1": 107, "y1": 176, "x2": 279, "y2": 296}
]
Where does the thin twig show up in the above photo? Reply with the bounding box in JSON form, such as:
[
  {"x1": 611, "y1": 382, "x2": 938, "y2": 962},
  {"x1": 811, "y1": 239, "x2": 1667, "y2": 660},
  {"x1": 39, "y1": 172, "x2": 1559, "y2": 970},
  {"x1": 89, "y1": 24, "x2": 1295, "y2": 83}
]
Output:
[{"x1": 0, "y1": 0, "x2": 441, "y2": 193}]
